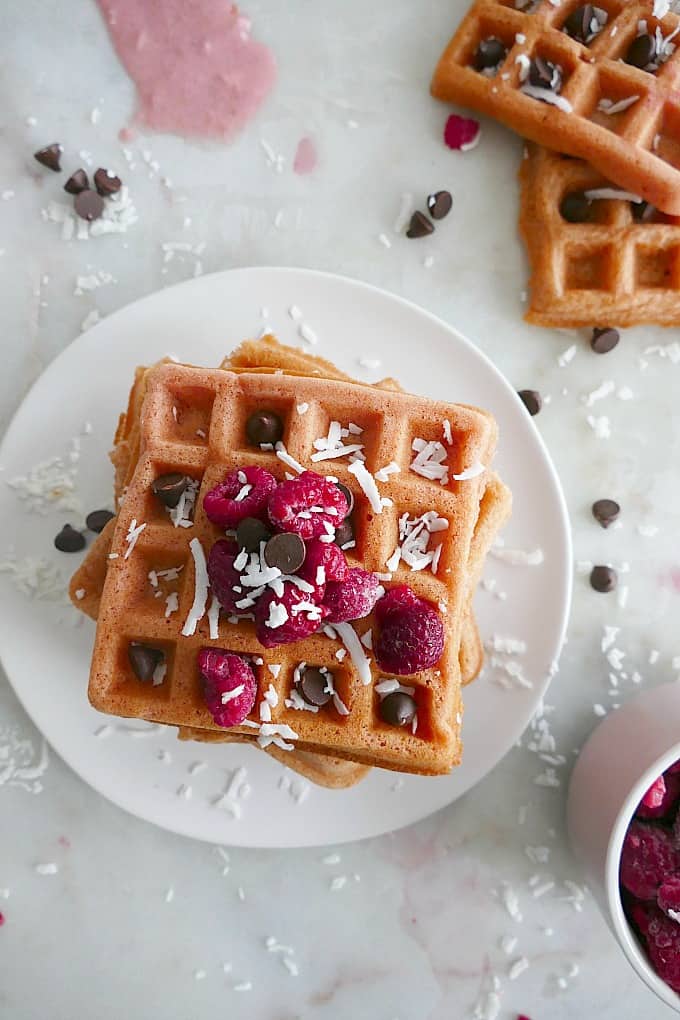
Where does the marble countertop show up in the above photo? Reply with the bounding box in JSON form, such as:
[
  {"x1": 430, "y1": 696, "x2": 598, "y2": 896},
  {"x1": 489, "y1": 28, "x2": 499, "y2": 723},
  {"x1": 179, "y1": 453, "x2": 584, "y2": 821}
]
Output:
[{"x1": 2, "y1": 1, "x2": 680, "y2": 1017}]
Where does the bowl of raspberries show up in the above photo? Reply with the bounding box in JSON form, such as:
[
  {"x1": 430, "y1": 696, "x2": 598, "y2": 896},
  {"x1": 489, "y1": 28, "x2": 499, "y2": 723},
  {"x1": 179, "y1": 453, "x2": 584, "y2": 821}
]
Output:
[{"x1": 568, "y1": 681, "x2": 680, "y2": 1012}]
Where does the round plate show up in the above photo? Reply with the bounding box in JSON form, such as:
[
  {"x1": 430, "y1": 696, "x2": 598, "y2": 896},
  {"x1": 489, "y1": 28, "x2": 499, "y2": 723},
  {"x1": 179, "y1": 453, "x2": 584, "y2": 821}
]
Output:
[{"x1": 0, "y1": 267, "x2": 571, "y2": 848}]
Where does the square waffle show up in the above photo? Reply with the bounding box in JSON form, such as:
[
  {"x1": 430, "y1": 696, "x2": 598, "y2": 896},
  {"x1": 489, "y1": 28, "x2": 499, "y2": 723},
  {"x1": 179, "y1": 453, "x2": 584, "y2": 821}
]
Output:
[
  {"x1": 85, "y1": 350, "x2": 499, "y2": 774},
  {"x1": 431, "y1": 0, "x2": 680, "y2": 214},
  {"x1": 520, "y1": 142, "x2": 680, "y2": 326}
]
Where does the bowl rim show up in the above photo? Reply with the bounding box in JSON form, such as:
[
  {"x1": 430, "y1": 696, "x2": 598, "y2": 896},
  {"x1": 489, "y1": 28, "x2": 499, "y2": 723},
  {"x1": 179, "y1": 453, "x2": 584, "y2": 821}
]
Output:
[{"x1": 605, "y1": 740, "x2": 680, "y2": 1012}]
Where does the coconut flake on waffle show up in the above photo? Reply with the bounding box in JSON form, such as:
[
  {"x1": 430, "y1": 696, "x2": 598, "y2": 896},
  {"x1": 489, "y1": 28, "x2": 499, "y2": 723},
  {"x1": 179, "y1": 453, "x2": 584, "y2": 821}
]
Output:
[
  {"x1": 410, "y1": 438, "x2": 449, "y2": 483},
  {"x1": 387, "y1": 510, "x2": 449, "y2": 574},
  {"x1": 374, "y1": 461, "x2": 400, "y2": 483},
  {"x1": 311, "y1": 420, "x2": 365, "y2": 464},
  {"x1": 348, "y1": 459, "x2": 384, "y2": 513},
  {"x1": 124, "y1": 519, "x2": 146, "y2": 559},
  {"x1": 182, "y1": 537, "x2": 209, "y2": 636},
  {"x1": 597, "y1": 95, "x2": 640, "y2": 116},
  {"x1": 321, "y1": 669, "x2": 350, "y2": 716},
  {"x1": 275, "y1": 442, "x2": 305, "y2": 475},
  {"x1": 207, "y1": 595, "x2": 220, "y2": 638},
  {"x1": 330, "y1": 623, "x2": 372, "y2": 685},
  {"x1": 257, "y1": 722, "x2": 299, "y2": 751},
  {"x1": 521, "y1": 85, "x2": 573, "y2": 114}
]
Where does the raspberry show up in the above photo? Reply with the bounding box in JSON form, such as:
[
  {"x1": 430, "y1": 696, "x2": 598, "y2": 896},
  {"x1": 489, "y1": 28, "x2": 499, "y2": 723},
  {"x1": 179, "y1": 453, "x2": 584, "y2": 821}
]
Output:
[
  {"x1": 641, "y1": 906, "x2": 680, "y2": 992},
  {"x1": 674, "y1": 807, "x2": 680, "y2": 849},
  {"x1": 300, "y1": 537, "x2": 348, "y2": 589},
  {"x1": 255, "y1": 582, "x2": 329, "y2": 648},
  {"x1": 203, "y1": 466, "x2": 277, "y2": 529},
  {"x1": 268, "y1": 471, "x2": 348, "y2": 540},
  {"x1": 374, "y1": 585, "x2": 420, "y2": 626},
  {"x1": 620, "y1": 820, "x2": 680, "y2": 901},
  {"x1": 443, "y1": 113, "x2": 481, "y2": 151},
  {"x1": 207, "y1": 539, "x2": 247, "y2": 615},
  {"x1": 658, "y1": 876, "x2": 680, "y2": 917},
  {"x1": 376, "y1": 600, "x2": 445, "y2": 675},
  {"x1": 198, "y1": 648, "x2": 257, "y2": 727},
  {"x1": 668, "y1": 760, "x2": 680, "y2": 774},
  {"x1": 637, "y1": 771, "x2": 680, "y2": 820},
  {"x1": 323, "y1": 567, "x2": 380, "y2": 623}
]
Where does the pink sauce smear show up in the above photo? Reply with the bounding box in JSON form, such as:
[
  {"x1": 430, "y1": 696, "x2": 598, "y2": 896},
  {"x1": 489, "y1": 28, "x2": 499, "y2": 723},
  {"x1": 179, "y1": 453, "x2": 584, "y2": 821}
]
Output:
[
  {"x1": 293, "y1": 137, "x2": 317, "y2": 175},
  {"x1": 97, "y1": 1, "x2": 276, "y2": 140}
]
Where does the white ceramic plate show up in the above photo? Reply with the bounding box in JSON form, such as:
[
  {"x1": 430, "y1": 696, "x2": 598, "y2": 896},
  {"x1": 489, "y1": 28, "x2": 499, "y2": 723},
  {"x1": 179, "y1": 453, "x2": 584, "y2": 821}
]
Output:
[{"x1": 0, "y1": 267, "x2": 571, "y2": 848}]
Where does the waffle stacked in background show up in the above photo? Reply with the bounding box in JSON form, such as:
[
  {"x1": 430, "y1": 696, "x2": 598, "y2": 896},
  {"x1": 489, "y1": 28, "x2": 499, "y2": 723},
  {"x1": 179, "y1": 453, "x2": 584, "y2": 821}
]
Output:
[
  {"x1": 431, "y1": 0, "x2": 680, "y2": 327},
  {"x1": 70, "y1": 337, "x2": 511, "y2": 787}
]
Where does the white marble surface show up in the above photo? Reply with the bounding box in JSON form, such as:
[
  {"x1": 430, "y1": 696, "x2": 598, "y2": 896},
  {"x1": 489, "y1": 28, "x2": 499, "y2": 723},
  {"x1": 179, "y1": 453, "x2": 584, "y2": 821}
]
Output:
[{"x1": 2, "y1": 1, "x2": 680, "y2": 1017}]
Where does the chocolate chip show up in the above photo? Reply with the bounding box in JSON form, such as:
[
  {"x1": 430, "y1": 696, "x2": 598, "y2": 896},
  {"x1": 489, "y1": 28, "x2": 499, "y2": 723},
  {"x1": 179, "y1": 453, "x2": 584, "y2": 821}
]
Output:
[
  {"x1": 406, "y1": 211, "x2": 434, "y2": 239},
  {"x1": 63, "y1": 169, "x2": 89, "y2": 195},
  {"x1": 380, "y1": 691, "x2": 417, "y2": 727},
  {"x1": 335, "y1": 482, "x2": 354, "y2": 516},
  {"x1": 128, "y1": 642, "x2": 163, "y2": 682},
  {"x1": 560, "y1": 191, "x2": 591, "y2": 223},
  {"x1": 296, "y1": 666, "x2": 332, "y2": 706},
  {"x1": 474, "y1": 37, "x2": 507, "y2": 70},
  {"x1": 264, "y1": 532, "x2": 306, "y2": 574},
  {"x1": 54, "y1": 524, "x2": 86, "y2": 553},
  {"x1": 592, "y1": 498, "x2": 620, "y2": 529},
  {"x1": 529, "y1": 56, "x2": 561, "y2": 91},
  {"x1": 85, "y1": 508, "x2": 115, "y2": 533},
  {"x1": 590, "y1": 327, "x2": 620, "y2": 354},
  {"x1": 151, "y1": 473, "x2": 189, "y2": 509},
  {"x1": 632, "y1": 200, "x2": 656, "y2": 223},
  {"x1": 590, "y1": 564, "x2": 617, "y2": 593},
  {"x1": 74, "y1": 188, "x2": 105, "y2": 222},
  {"x1": 427, "y1": 190, "x2": 453, "y2": 221},
  {"x1": 236, "y1": 517, "x2": 271, "y2": 552},
  {"x1": 334, "y1": 519, "x2": 355, "y2": 548},
  {"x1": 517, "y1": 389, "x2": 542, "y2": 416},
  {"x1": 94, "y1": 167, "x2": 122, "y2": 197},
  {"x1": 626, "y1": 33, "x2": 656, "y2": 69},
  {"x1": 563, "y1": 5, "x2": 595, "y2": 43},
  {"x1": 34, "y1": 143, "x2": 63, "y2": 171},
  {"x1": 246, "y1": 410, "x2": 283, "y2": 446}
]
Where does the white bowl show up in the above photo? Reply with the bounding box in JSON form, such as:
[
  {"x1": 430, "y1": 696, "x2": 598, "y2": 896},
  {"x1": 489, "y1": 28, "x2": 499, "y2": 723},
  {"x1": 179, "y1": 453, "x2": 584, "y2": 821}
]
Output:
[{"x1": 567, "y1": 681, "x2": 680, "y2": 1013}]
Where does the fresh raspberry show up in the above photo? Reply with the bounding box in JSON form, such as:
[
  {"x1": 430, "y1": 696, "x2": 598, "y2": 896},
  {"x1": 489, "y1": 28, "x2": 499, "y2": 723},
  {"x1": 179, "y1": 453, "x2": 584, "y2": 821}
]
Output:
[
  {"x1": 255, "y1": 582, "x2": 329, "y2": 648},
  {"x1": 323, "y1": 567, "x2": 380, "y2": 623},
  {"x1": 376, "y1": 600, "x2": 445, "y2": 675},
  {"x1": 638, "y1": 771, "x2": 680, "y2": 820},
  {"x1": 300, "y1": 537, "x2": 348, "y2": 589},
  {"x1": 374, "y1": 585, "x2": 420, "y2": 626},
  {"x1": 203, "y1": 466, "x2": 277, "y2": 529},
  {"x1": 674, "y1": 807, "x2": 680, "y2": 849},
  {"x1": 668, "y1": 760, "x2": 680, "y2": 774},
  {"x1": 443, "y1": 113, "x2": 481, "y2": 151},
  {"x1": 207, "y1": 539, "x2": 247, "y2": 615},
  {"x1": 658, "y1": 876, "x2": 680, "y2": 917},
  {"x1": 268, "y1": 471, "x2": 348, "y2": 540},
  {"x1": 620, "y1": 820, "x2": 680, "y2": 901},
  {"x1": 198, "y1": 648, "x2": 257, "y2": 727},
  {"x1": 628, "y1": 900, "x2": 652, "y2": 937},
  {"x1": 642, "y1": 906, "x2": 680, "y2": 992}
]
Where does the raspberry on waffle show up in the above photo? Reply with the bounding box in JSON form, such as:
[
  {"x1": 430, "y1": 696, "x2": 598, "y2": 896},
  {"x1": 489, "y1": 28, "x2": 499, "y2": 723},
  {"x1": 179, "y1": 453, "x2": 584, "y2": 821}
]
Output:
[{"x1": 431, "y1": 1, "x2": 680, "y2": 214}]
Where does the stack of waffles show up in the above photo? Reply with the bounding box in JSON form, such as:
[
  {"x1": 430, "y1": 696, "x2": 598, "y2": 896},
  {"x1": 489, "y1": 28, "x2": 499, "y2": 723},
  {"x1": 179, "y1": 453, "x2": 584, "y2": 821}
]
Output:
[
  {"x1": 431, "y1": 0, "x2": 680, "y2": 326},
  {"x1": 70, "y1": 337, "x2": 511, "y2": 789}
]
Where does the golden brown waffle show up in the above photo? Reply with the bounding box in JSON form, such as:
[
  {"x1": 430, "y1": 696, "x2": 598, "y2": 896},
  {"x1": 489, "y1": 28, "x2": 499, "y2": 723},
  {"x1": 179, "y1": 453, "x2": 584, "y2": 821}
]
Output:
[
  {"x1": 520, "y1": 142, "x2": 680, "y2": 326},
  {"x1": 86, "y1": 354, "x2": 498, "y2": 774},
  {"x1": 431, "y1": 1, "x2": 680, "y2": 214}
]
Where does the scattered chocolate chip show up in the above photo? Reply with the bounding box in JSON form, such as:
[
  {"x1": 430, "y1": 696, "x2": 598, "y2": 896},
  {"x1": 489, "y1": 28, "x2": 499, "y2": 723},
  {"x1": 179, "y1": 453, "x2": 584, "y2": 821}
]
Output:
[
  {"x1": 590, "y1": 564, "x2": 617, "y2": 593},
  {"x1": 529, "y1": 56, "x2": 561, "y2": 91},
  {"x1": 236, "y1": 516, "x2": 271, "y2": 552},
  {"x1": 335, "y1": 482, "x2": 355, "y2": 516},
  {"x1": 94, "y1": 167, "x2": 122, "y2": 197},
  {"x1": 474, "y1": 37, "x2": 507, "y2": 70},
  {"x1": 406, "y1": 211, "x2": 434, "y2": 239},
  {"x1": 334, "y1": 519, "x2": 355, "y2": 548},
  {"x1": 427, "y1": 190, "x2": 453, "y2": 221},
  {"x1": 128, "y1": 642, "x2": 163, "y2": 681},
  {"x1": 592, "y1": 498, "x2": 620, "y2": 529},
  {"x1": 632, "y1": 200, "x2": 656, "y2": 223},
  {"x1": 54, "y1": 523, "x2": 86, "y2": 553},
  {"x1": 151, "y1": 473, "x2": 189, "y2": 509},
  {"x1": 264, "y1": 532, "x2": 306, "y2": 574},
  {"x1": 34, "y1": 143, "x2": 63, "y2": 172},
  {"x1": 626, "y1": 33, "x2": 656, "y2": 69},
  {"x1": 74, "y1": 188, "x2": 105, "y2": 222},
  {"x1": 380, "y1": 691, "x2": 417, "y2": 727},
  {"x1": 297, "y1": 666, "x2": 332, "y2": 706},
  {"x1": 590, "y1": 327, "x2": 620, "y2": 354},
  {"x1": 85, "y1": 508, "x2": 115, "y2": 533},
  {"x1": 64, "y1": 169, "x2": 89, "y2": 195},
  {"x1": 560, "y1": 191, "x2": 591, "y2": 223},
  {"x1": 517, "y1": 389, "x2": 542, "y2": 416},
  {"x1": 563, "y1": 5, "x2": 595, "y2": 43},
  {"x1": 246, "y1": 409, "x2": 283, "y2": 446}
]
